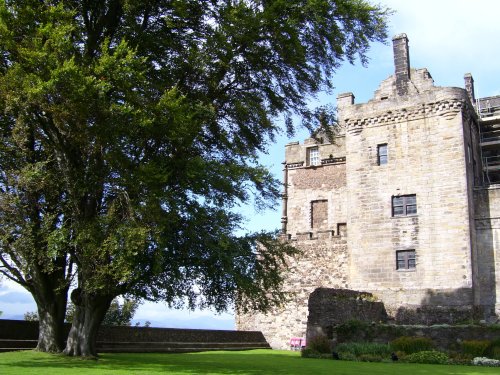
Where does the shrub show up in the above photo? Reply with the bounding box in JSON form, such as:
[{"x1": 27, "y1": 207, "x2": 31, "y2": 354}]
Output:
[
  {"x1": 307, "y1": 335, "x2": 331, "y2": 354},
  {"x1": 461, "y1": 340, "x2": 491, "y2": 358},
  {"x1": 447, "y1": 352, "x2": 473, "y2": 366},
  {"x1": 472, "y1": 357, "x2": 500, "y2": 367},
  {"x1": 390, "y1": 336, "x2": 434, "y2": 354},
  {"x1": 492, "y1": 347, "x2": 500, "y2": 360},
  {"x1": 394, "y1": 351, "x2": 407, "y2": 362},
  {"x1": 338, "y1": 352, "x2": 357, "y2": 362},
  {"x1": 404, "y1": 350, "x2": 449, "y2": 364},
  {"x1": 358, "y1": 353, "x2": 384, "y2": 362},
  {"x1": 336, "y1": 342, "x2": 391, "y2": 357},
  {"x1": 335, "y1": 320, "x2": 370, "y2": 339},
  {"x1": 300, "y1": 348, "x2": 331, "y2": 359},
  {"x1": 490, "y1": 338, "x2": 500, "y2": 360}
]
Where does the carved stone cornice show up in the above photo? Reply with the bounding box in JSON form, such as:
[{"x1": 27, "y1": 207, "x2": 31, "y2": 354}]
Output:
[
  {"x1": 287, "y1": 161, "x2": 304, "y2": 169},
  {"x1": 345, "y1": 99, "x2": 466, "y2": 134},
  {"x1": 321, "y1": 156, "x2": 346, "y2": 165}
]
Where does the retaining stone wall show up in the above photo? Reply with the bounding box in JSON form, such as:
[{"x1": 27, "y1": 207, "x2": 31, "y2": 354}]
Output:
[{"x1": 0, "y1": 319, "x2": 269, "y2": 353}]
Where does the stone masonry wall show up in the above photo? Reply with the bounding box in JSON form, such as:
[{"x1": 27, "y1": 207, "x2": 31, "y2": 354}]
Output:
[
  {"x1": 286, "y1": 163, "x2": 347, "y2": 236},
  {"x1": 0, "y1": 319, "x2": 270, "y2": 352},
  {"x1": 474, "y1": 186, "x2": 500, "y2": 317},
  {"x1": 236, "y1": 236, "x2": 348, "y2": 349},
  {"x1": 306, "y1": 288, "x2": 387, "y2": 342},
  {"x1": 237, "y1": 35, "x2": 500, "y2": 345},
  {"x1": 342, "y1": 88, "x2": 476, "y2": 315}
]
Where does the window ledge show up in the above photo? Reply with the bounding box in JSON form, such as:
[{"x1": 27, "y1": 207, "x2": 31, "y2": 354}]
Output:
[
  {"x1": 396, "y1": 268, "x2": 416, "y2": 272},
  {"x1": 391, "y1": 215, "x2": 418, "y2": 219}
]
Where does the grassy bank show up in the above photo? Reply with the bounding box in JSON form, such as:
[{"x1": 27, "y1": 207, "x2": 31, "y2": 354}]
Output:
[{"x1": 1, "y1": 349, "x2": 499, "y2": 374}]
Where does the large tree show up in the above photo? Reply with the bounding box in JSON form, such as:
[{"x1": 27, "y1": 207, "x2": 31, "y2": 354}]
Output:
[{"x1": 0, "y1": 0, "x2": 389, "y2": 357}]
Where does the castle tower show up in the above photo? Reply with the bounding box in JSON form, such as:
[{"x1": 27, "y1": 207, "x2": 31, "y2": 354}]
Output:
[{"x1": 237, "y1": 34, "x2": 499, "y2": 349}]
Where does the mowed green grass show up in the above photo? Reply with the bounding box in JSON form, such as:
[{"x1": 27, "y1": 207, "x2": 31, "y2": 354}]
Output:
[{"x1": 0, "y1": 349, "x2": 499, "y2": 375}]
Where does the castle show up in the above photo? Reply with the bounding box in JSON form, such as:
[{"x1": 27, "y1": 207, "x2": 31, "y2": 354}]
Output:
[{"x1": 236, "y1": 34, "x2": 500, "y2": 349}]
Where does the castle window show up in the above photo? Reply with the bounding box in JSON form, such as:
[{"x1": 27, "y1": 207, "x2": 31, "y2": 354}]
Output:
[
  {"x1": 392, "y1": 194, "x2": 417, "y2": 216},
  {"x1": 307, "y1": 147, "x2": 320, "y2": 166},
  {"x1": 378, "y1": 144, "x2": 388, "y2": 165},
  {"x1": 396, "y1": 250, "x2": 416, "y2": 270}
]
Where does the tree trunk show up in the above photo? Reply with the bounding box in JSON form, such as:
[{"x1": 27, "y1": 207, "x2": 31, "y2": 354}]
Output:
[
  {"x1": 35, "y1": 297, "x2": 67, "y2": 352},
  {"x1": 63, "y1": 288, "x2": 113, "y2": 357},
  {"x1": 28, "y1": 271, "x2": 69, "y2": 352}
]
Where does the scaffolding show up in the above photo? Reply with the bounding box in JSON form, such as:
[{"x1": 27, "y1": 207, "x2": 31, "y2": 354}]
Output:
[{"x1": 477, "y1": 97, "x2": 500, "y2": 185}]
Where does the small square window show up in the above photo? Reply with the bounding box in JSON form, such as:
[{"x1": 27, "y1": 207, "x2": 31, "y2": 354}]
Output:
[
  {"x1": 392, "y1": 194, "x2": 417, "y2": 216},
  {"x1": 307, "y1": 147, "x2": 320, "y2": 166},
  {"x1": 378, "y1": 144, "x2": 388, "y2": 165},
  {"x1": 396, "y1": 250, "x2": 416, "y2": 270}
]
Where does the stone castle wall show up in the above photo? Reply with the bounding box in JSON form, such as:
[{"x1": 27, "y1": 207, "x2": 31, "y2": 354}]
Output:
[
  {"x1": 237, "y1": 34, "x2": 499, "y2": 347},
  {"x1": 306, "y1": 288, "x2": 388, "y2": 342},
  {"x1": 286, "y1": 162, "x2": 347, "y2": 236},
  {"x1": 237, "y1": 235, "x2": 348, "y2": 349},
  {"x1": 343, "y1": 89, "x2": 477, "y2": 312},
  {"x1": 474, "y1": 185, "x2": 500, "y2": 316}
]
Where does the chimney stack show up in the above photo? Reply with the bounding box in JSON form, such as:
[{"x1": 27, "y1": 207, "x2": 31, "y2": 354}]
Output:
[
  {"x1": 392, "y1": 33, "x2": 410, "y2": 96},
  {"x1": 464, "y1": 73, "x2": 476, "y2": 104}
]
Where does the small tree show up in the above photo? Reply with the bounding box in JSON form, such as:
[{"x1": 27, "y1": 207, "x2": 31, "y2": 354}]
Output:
[
  {"x1": 24, "y1": 311, "x2": 39, "y2": 321},
  {"x1": 66, "y1": 298, "x2": 139, "y2": 326}
]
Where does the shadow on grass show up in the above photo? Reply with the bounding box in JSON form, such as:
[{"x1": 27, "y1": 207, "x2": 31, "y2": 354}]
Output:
[{"x1": 1, "y1": 350, "x2": 500, "y2": 375}]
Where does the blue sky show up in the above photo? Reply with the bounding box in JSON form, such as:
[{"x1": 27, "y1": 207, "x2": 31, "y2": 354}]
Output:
[{"x1": 2, "y1": 0, "x2": 500, "y2": 329}]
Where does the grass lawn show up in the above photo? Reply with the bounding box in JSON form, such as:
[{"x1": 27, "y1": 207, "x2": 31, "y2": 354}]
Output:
[{"x1": 0, "y1": 349, "x2": 499, "y2": 375}]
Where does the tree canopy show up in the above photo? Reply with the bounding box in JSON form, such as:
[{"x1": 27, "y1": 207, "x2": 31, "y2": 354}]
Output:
[{"x1": 0, "y1": 0, "x2": 390, "y2": 356}]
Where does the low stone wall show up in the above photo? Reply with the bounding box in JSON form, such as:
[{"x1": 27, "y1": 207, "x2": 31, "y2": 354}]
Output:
[
  {"x1": 333, "y1": 322, "x2": 500, "y2": 351},
  {"x1": 306, "y1": 288, "x2": 388, "y2": 342},
  {"x1": 0, "y1": 319, "x2": 270, "y2": 353}
]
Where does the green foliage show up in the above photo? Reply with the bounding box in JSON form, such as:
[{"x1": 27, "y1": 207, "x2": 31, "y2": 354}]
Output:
[
  {"x1": 492, "y1": 347, "x2": 500, "y2": 360},
  {"x1": 102, "y1": 299, "x2": 140, "y2": 326},
  {"x1": 338, "y1": 352, "x2": 357, "y2": 362},
  {"x1": 390, "y1": 336, "x2": 435, "y2": 354},
  {"x1": 335, "y1": 320, "x2": 371, "y2": 338},
  {"x1": 307, "y1": 335, "x2": 331, "y2": 354},
  {"x1": 300, "y1": 348, "x2": 332, "y2": 359},
  {"x1": 23, "y1": 311, "x2": 38, "y2": 321},
  {"x1": 447, "y1": 352, "x2": 473, "y2": 365},
  {"x1": 357, "y1": 354, "x2": 385, "y2": 362},
  {"x1": 403, "y1": 350, "x2": 449, "y2": 365},
  {"x1": 66, "y1": 298, "x2": 140, "y2": 326},
  {"x1": 336, "y1": 342, "x2": 391, "y2": 358},
  {"x1": 488, "y1": 338, "x2": 500, "y2": 360},
  {"x1": 461, "y1": 340, "x2": 491, "y2": 358},
  {"x1": 0, "y1": 0, "x2": 390, "y2": 354}
]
